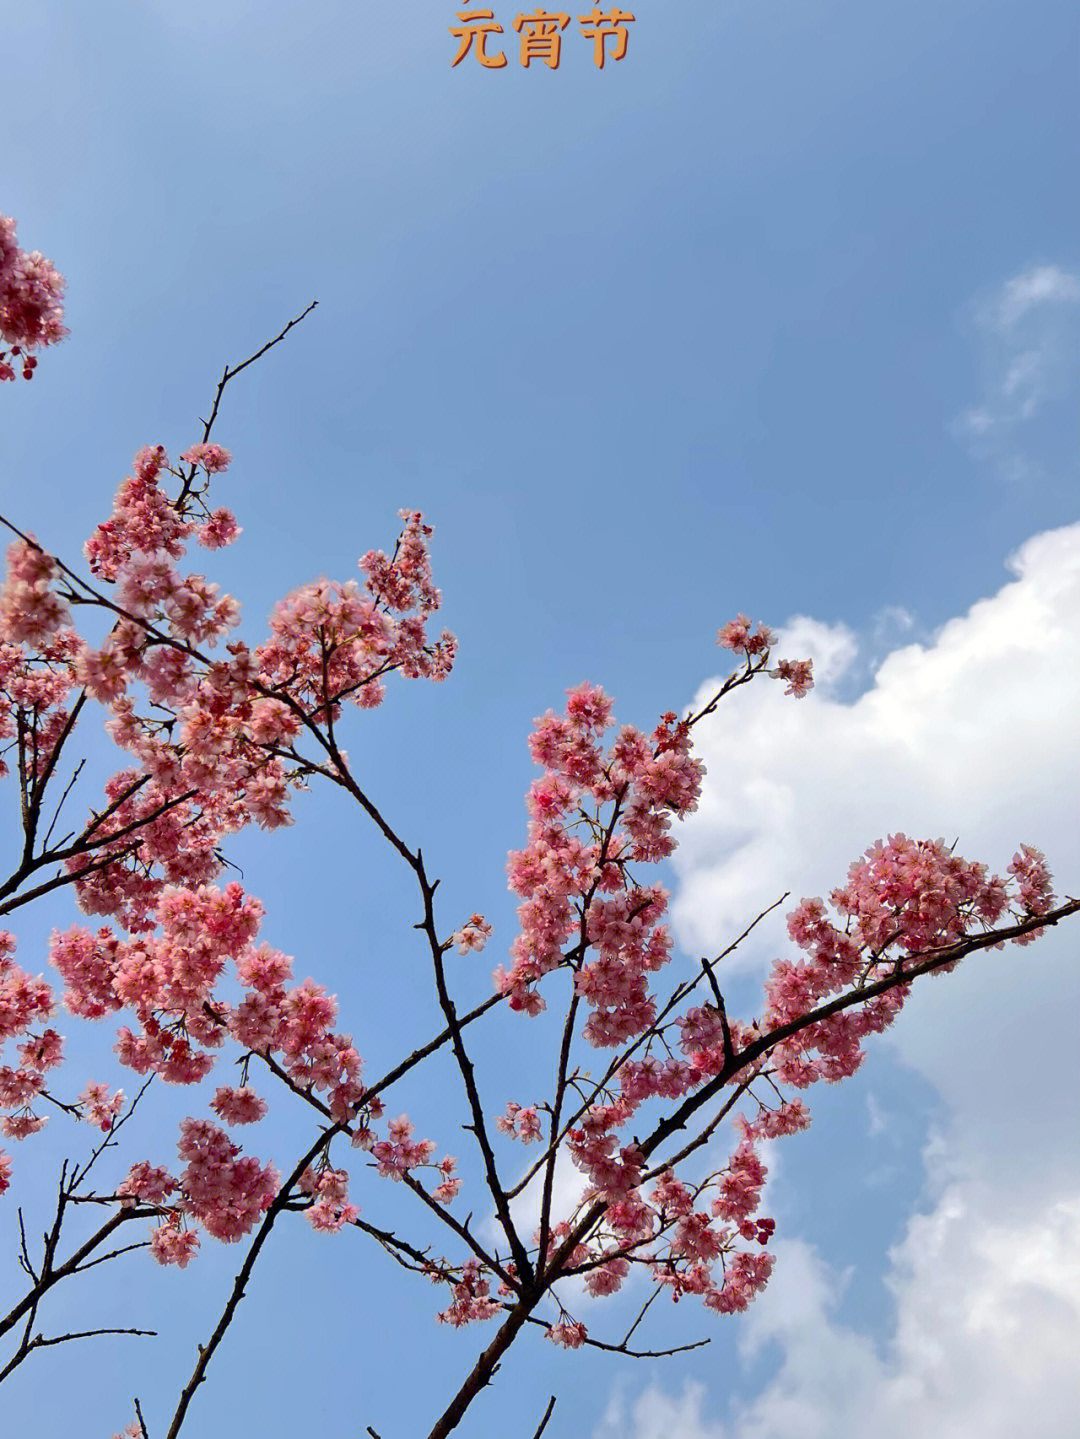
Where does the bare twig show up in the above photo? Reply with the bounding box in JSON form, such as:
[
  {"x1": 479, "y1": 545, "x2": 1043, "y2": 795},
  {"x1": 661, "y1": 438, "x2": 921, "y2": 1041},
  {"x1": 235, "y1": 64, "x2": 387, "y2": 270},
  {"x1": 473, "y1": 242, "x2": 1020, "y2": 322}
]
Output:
[
  {"x1": 0, "y1": 1326, "x2": 156, "y2": 1383},
  {"x1": 417, "y1": 850, "x2": 531, "y2": 1283},
  {"x1": 176, "y1": 301, "x2": 318, "y2": 511},
  {"x1": 532, "y1": 1396, "x2": 557, "y2": 1439},
  {"x1": 518, "y1": 1309, "x2": 708, "y2": 1360}
]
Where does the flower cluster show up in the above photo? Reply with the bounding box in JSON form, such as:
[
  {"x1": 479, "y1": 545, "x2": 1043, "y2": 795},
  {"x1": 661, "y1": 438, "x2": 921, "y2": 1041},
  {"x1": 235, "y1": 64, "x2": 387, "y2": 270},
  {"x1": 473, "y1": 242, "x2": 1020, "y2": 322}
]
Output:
[
  {"x1": 763, "y1": 835, "x2": 1053, "y2": 1087},
  {"x1": 717, "y1": 614, "x2": 814, "y2": 697},
  {"x1": 0, "y1": 931, "x2": 58, "y2": 1165},
  {"x1": 0, "y1": 538, "x2": 70, "y2": 646},
  {"x1": 210, "y1": 1085, "x2": 268, "y2": 1125},
  {"x1": 468, "y1": 673, "x2": 1058, "y2": 1338},
  {"x1": 35, "y1": 873, "x2": 458, "y2": 1259},
  {"x1": 0, "y1": 444, "x2": 458, "y2": 964},
  {"x1": 77, "y1": 1079, "x2": 124, "y2": 1132},
  {"x1": 497, "y1": 685, "x2": 704, "y2": 1027},
  {"x1": 450, "y1": 913, "x2": 492, "y2": 954},
  {"x1": 495, "y1": 1100, "x2": 543, "y2": 1142},
  {"x1": 254, "y1": 509, "x2": 456, "y2": 723},
  {"x1": 366, "y1": 1113, "x2": 459, "y2": 1201},
  {"x1": 531, "y1": 829, "x2": 1057, "y2": 1331},
  {"x1": 0, "y1": 214, "x2": 66, "y2": 381},
  {"x1": 298, "y1": 1163, "x2": 359, "y2": 1232},
  {"x1": 114, "y1": 1117, "x2": 278, "y2": 1263},
  {"x1": 436, "y1": 1259, "x2": 503, "y2": 1327}
]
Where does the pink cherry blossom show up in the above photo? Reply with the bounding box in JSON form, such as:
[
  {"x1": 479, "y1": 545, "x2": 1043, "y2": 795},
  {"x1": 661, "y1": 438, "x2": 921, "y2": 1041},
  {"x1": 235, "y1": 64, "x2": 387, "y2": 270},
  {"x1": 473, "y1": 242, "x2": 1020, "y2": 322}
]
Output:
[
  {"x1": 180, "y1": 442, "x2": 232, "y2": 473},
  {"x1": 210, "y1": 1085, "x2": 268, "y2": 1125},
  {"x1": 0, "y1": 214, "x2": 66, "y2": 381},
  {"x1": 78, "y1": 1080, "x2": 124, "y2": 1132},
  {"x1": 450, "y1": 913, "x2": 493, "y2": 954}
]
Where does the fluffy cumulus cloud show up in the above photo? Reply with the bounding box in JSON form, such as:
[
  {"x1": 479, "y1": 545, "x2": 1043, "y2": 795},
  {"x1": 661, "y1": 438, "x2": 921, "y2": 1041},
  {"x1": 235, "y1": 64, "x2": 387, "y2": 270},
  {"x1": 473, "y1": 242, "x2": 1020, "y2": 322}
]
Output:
[
  {"x1": 954, "y1": 264, "x2": 1080, "y2": 473},
  {"x1": 672, "y1": 521, "x2": 1080, "y2": 987},
  {"x1": 599, "y1": 522, "x2": 1080, "y2": 1439},
  {"x1": 596, "y1": 1205, "x2": 1080, "y2": 1439}
]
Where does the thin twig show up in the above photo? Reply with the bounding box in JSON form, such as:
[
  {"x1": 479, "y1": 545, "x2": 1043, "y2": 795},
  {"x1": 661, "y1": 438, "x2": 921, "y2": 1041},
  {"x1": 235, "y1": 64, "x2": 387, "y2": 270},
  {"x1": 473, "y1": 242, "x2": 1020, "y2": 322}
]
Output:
[
  {"x1": 417, "y1": 850, "x2": 532, "y2": 1284},
  {"x1": 518, "y1": 1311, "x2": 709, "y2": 1359},
  {"x1": 0, "y1": 1325, "x2": 155, "y2": 1383},
  {"x1": 532, "y1": 1396, "x2": 557, "y2": 1439},
  {"x1": 176, "y1": 301, "x2": 318, "y2": 510}
]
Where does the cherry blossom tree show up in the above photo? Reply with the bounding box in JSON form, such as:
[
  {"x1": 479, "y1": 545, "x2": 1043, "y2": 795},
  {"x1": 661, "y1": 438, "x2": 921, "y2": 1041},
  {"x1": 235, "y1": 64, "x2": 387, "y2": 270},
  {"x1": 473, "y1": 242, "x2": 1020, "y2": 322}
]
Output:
[{"x1": 1, "y1": 215, "x2": 1076, "y2": 1439}]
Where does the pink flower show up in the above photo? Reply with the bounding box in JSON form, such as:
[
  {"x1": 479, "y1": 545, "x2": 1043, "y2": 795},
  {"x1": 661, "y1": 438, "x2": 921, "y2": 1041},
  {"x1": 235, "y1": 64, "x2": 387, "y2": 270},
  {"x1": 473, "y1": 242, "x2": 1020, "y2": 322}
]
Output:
[
  {"x1": 717, "y1": 614, "x2": 774, "y2": 656},
  {"x1": 545, "y1": 1319, "x2": 587, "y2": 1349},
  {"x1": 180, "y1": 442, "x2": 232, "y2": 473},
  {"x1": 773, "y1": 657, "x2": 814, "y2": 697},
  {"x1": 0, "y1": 538, "x2": 70, "y2": 643},
  {"x1": 150, "y1": 1219, "x2": 200, "y2": 1267},
  {"x1": 78, "y1": 1080, "x2": 124, "y2": 1132},
  {"x1": 1, "y1": 1113, "x2": 47, "y2": 1140},
  {"x1": 198, "y1": 508, "x2": 241, "y2": 550},
  {"x1": 210, "y1": 1085, "x2": 268, "y2": 1125},
  {"x1": 496, "y1": 1101, "x2": 543, "y2": 1143},
  {"x1": 451, "y1": 914, "x2": 493, "y2": 954},
  {"x1": 436, "y1": 1260, "x2": 502, "y2": 1327},
  {"x1": 117, "y1": 1161, "x2": 177, "y2": 1207},
  {"x1": 0, "y1": 214, "x2": 66, "y2": 380}
]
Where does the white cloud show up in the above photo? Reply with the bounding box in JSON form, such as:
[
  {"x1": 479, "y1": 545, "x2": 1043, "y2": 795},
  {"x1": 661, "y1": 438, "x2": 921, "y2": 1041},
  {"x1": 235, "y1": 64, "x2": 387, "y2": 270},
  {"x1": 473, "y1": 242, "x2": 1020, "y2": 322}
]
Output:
[
  {"x1": 598, "y1": 1198, "x2": 1080, "y2": 1439},
  {"x1": 601, "y1": 522, "x2": 1080, "y2": 1439},
  {"x1": 954, "y1": 264, "x2": 1079, "y2": 466},
  {"x1": 864, "y1": 1093, "x2": 887, "y2": 1138},
  {"x1": 672, "y1": 522, "x2": 1080, "y2": 986},
  {"x1": 596, "y1": 1379, "x2": 726, "y2": 1439},
  {"x1": 506, "y1": 1148, "x2": 590, "y2": 1242},
  {"x1": 994, "y1": 265, "x2": 1080, "y2": 329}
]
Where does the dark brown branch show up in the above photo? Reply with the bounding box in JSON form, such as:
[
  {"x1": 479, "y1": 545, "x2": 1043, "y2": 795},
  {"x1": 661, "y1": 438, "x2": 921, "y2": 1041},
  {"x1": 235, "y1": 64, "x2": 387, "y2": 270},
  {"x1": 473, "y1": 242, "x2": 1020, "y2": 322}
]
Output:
[
  {"x1": 642, "y1": 1081, "x2": 752, "y2": 1183},
  {"x1": 164, "y1": 1123, "x2": 344, "y2": 1439},
  {"x1": 399, "y1": 1172, "x2": 513, "y2": 1288},
  {"x1": 0, "y1": 1210, "x2": 134, "y2": 1342},
  {"x1": 0, "y1": 842, "x2": 128, "y2": 916},
  {"x1": 176, "y1": 301, "x2": 318, "y2": 510},
  {"x1": 619, "y1": 1281, "x2": 662, "y2": 1349},
  {"x1": 72, "y1": 1240, "x2": 151, "y2": 1274},
  {"x1": 518, "y1": 1310, "x2": 709, "y2": 1360},
  {"x1": 685, "y1": 653, "x2": 770, "y2": 727},
  {"x1": 532, "y1": 1396, "x2": 557, "y2": 1439},
  {"x1": 362, "y1": 991, "x2": 505, "y2": 1102},
  {"x1": 0, "y1": 1326, "x2": 155, "y2": 1383},
  {"x1": 42, "y1": 756, "x2": 86, "y2": 850},
  {"x1": 426, "y1": 1298, "x2": 540, "y2": 1439},
  {"x1": 70, "y1": 1075, "x2": 156, "y2": 1191},
  {"x1": 700, "y1": 960, "x2": 734, "y2": 1068},
  {"x1": 416, "y1": 851, "x2": 532, "y2": 1284}
]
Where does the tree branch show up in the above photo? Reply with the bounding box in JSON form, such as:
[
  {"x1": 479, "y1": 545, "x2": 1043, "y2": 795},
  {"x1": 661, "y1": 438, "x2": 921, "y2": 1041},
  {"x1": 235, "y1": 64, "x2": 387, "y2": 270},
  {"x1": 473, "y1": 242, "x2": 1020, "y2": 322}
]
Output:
[{"x1": 163, "y1": 1123, "x2": 344, "y2": 1439}]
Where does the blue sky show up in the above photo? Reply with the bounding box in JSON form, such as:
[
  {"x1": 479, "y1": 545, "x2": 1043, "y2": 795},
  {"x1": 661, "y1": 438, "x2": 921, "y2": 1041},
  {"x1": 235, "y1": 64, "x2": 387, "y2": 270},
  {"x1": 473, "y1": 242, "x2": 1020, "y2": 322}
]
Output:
[{"x1": 2, "y1": 2, "x2": 1078, "y2": 1436}]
